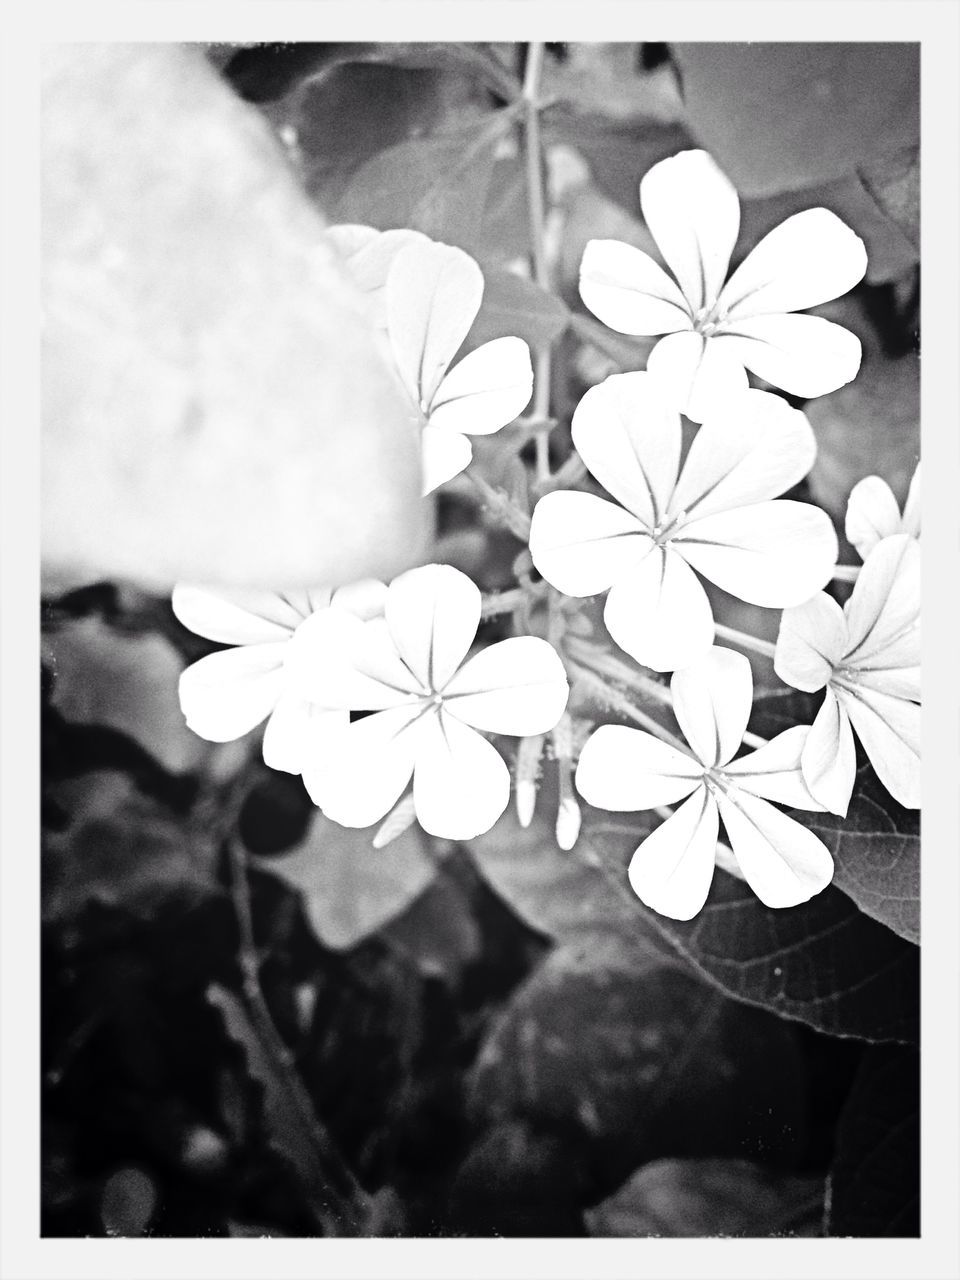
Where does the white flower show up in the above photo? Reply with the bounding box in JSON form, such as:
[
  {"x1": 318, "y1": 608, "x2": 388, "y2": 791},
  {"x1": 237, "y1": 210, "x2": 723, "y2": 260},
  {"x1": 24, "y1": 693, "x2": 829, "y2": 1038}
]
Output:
[
  {"x1": 298, "y1": 564, "x2": 570, "y2": 840},
  {"x1": 576, "y1": 647, "x2": 834, "y2": 920},
  {"x1": 845, "y1": 461, "x2": 921, "y2": 560},
  {"x1": 774, "y1": 534, "x2": 920, "y2": 814},
  {"x1": 529, "y1": 374, "x2": 837, "y2": 672},
  {"x1": 172, "y1": 581, "x2": 386, "y2": 774},
  {"x1": 331, "y1": 226, "x2": 534, "y2": 495},
  {"x1": 579, "y1": 149, "x2": 868, "y2": 422}
]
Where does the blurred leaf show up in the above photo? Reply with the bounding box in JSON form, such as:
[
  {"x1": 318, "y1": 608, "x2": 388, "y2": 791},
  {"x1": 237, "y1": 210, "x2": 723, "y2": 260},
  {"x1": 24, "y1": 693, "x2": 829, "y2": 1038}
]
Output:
[
  {"x1": 541, "y1": 43, "x2": 684, "y2": 124},
  {"x1": 857, "y1": 145, "x2": 919, "y2": 251},
  {"x1": 672, "y1": 43, "x2": 918, "y2": 196},
  {"x1": 255, "y1": 812, "x2": 438, "y2": 950},
  {"x1": 99, "y1": 1167, "x2": 157, "y2": 1237},
  {"x1": 465, "y1": 267, "x2": 571, "y2": 355},
  {"x1": 42, "y1": 616, "x2": 207, "y2": 775},
  {"x1": 43, "y1": 43, "x2": 426, "y2": 590},
  {"x1": 827, "y1": 1045, "x2": 919, "y2": 1236},
  {"x1": 585, "y1": 814, "x2": 919, "y2": 1045},
  {"x1": 469, "y1": 938, "x2": 808, "y2": 1168},
  {"x1": 378, "y1": 865, "x2": 483, "y2": 980},
  {"x1": 805, "y1": 352, "x2": 919, "y2": 550},
  {"x1": 334, "y1": 108, "x2": 520, "y2": 251},
  {"x1": 43, "y1": 771, "x2": 218, "y2": 924},
  {"x1": 587, "y1": 1158, "x2": 824, "y2": 1237},
  {"x1": 750, "y1": 693, "x2": 919, "y2": 945}
]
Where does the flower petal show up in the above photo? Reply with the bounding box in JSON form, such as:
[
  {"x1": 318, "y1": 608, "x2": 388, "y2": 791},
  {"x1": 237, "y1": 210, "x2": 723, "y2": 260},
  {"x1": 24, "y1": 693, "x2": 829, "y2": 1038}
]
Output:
[
  {"x1": 443, "y1": 636, "x2": 569, "y2": 735},
  {"x1": 674, "y1": 501, "x2": 838, "y2": 607},
  {"x1": 386, "y1": 239, "x2": 484, "y2": 407},
  {"x1": 385, "y1": 563, "x2": 480, "y2": 692},
  {"x1": 578, "y1": 238, "x2": 692, "y2": 335},
  {"x1": 178, "y1": 644, "x2": 287, "y2": 742},
  {"x1": 420, "y1": 425, "x2": 473, "y2": 495},
  {"x1": 667, "y1": 389, "x2": 816, "y2": 522},
  {"x1": 774, "y1": 592, "x2": 847, "y2": 692},
  {"x1": 718, "y1": 208, "x2": 867, "y2": 318},
  {"x1": 714, "y1": 314, "x2": 863, "y2": 399},
  {"x1": 305, "y1": 704, "x2": 424, "y2": 827},
  {"x1": 569, "y1": 371, "x2": 681, "y2": 526},
  {"x1": 845, "y1": 475, "x2": 903, "y2": 560},
  {"x1": 627, "y1": 787, "x2": 720, "y2": 921},
  {"x1": 292, "y1": 610, "x2": 426, "y2": 710},
  {"x1": 529, "y1": 490, "x2": 652, "y2": 597},
  {"x1": 715, "y1": 788, "x2": 835, "y2": 909},
  {"x1": 797, "y1": 689, "x2": 857, "y2": 816},
  {"x1": 413, "y1": 710, "x2": 510, "y2": 839},
  {"x1": 332, "y1": 225, "x2": 428, "y2": 296},
  {"x1": 639, "y1": 149, "x2": 740, "y2": 314},
  {"x1": 430, "y1": 336, "x2": 533, "y2": 434},
  {"x1": 901, "y1": 461, "x2": 921, "y2": 539},
  {"x1": 171, "y1": 584, "x2": 303, "y2": 644},
  {"x1": 575, "y1": 724, "x2": 703, "y2": 810},
  {"x1": 836, "y1": 685, "x2": 920, "y2": 809},
  {"x1": 262, "y1": 695, "x2": 348, "y2": 777},
  {"x1": 646, "y1": 330, "x2": 749, "y2": 424},
  {"x1": 330, "y1": 578, "x2": 388, "y2": 621},
  {"x1": 604, "y1": 547, "x2": 715, "y2": 673},
  {"x1": 843, "y1": 534, "x2": 920, "y2": 666},
  {"x1": 724, "y1": 724, "x2": 827, "y2": 811},
  {"x1": 670, "y1": 646, "x2": 752, "y2": 768}
]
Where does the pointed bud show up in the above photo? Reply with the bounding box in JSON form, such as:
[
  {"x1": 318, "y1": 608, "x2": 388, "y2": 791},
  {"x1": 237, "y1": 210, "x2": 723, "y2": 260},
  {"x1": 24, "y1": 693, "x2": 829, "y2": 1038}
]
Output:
[
  {"x1": 555, "y1": 792, "x2": 581, "y2": 851},
  {"x1": 372, "y1": 793, "x2": 418, "y2": 849},
  {"x1": 515, "y1": 733, "x2": 545, "y2": 828}
]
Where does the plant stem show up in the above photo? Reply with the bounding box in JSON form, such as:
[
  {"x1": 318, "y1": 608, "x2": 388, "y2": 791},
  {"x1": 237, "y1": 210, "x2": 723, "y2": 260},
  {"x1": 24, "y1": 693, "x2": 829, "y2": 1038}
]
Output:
[
  {"x1": 227, "y1": 837, "x2": 371, "y2": 1235},
  {"x1": 713, "y1": 622, "x2": 777, "y2": 659},
  {"x1": 465, "y1": 468, "x2": 532, "y2": 539},
  {"x1": 571, "y1": 664, "x2": 691, "y2": 752},
  {"x1": 522, "y1": 41, "x2": 553, "y2": 483}
]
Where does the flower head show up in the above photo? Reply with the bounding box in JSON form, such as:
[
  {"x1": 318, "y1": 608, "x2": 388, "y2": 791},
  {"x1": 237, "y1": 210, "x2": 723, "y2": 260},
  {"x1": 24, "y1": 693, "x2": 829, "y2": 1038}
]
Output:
[
  {"x1": 332, "y1": 227, "x2": 534, "y2": 494},
  {"x1": 172, "y1": 580, "x2": 386, "y2": 773},
  {"x1": 529, "y1": 374, "x2": 837, "y2": 671},
  {"x1": 845, "y1": 461, "x2": 920, "y2": 560},
  {"x1": 579, "y1": 149, "x2": 868, "y2": 421},
  {"x1": 576, "y1": 647, "x2": 833, "y2": 920},
  {"x1": 775, "y1": 533, "x2": 920, "y2": 814},
  {"x1": 299, "y1": 564, "x2": 569, "y2": 840}
]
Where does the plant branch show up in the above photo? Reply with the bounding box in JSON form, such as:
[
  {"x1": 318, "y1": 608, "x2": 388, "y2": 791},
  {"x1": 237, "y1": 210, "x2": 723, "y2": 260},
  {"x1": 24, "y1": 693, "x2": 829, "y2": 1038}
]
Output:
[
  {"x1": 713, "y1": 622, "x2": 778, "y2": 659},
  {"x1": 522, "y1": 41, "x2": 553, "y2": 482}
]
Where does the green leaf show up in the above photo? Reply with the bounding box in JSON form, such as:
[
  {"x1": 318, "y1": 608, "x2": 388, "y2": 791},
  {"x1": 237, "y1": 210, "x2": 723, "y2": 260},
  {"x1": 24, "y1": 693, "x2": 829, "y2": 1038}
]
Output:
[
  {"x1": 749, "y1": 693, "x2": 919, "y2": 945},
  {"x1": 827, "y1": 1045, "x2": 919, "y2": 1235},
  {"x1": 255, "y1": 812, "x2": 438, "y2": 950},
  {"x1": 672, "y1": 43, "x2": 919, "y2": 197},
  {"x1": 857, "y1": 145, "x2": 919, "y2": 251},
  {"x1": 584, "y1": 813, "x2": 919, "y2": 1045},
  {"x1": 587, "y1": 1159, "x2": 824, "y2": 1237},
  {"x1": 334, "y1": 109, "x2": 520, "y2": 251},
  {"x1": 465, "y1": 267, "x2": 570, "y2": 354}
]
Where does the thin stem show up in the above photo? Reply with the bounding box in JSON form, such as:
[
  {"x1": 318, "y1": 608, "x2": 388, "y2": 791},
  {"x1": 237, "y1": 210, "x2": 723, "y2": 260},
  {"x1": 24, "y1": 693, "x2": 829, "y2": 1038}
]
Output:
[
  {"x1": 832, "y1": 564, "x2": 860, "y2": 582},
  {"x1": 523, "y1": 42, "x2": 553, "y2": 483},
  {"x1": 571, "y1": 664, "x2": 691, "y2": 753},
  {"x1": 228, "y1": 838, "x2": 370, "y2": 1235},
  {"x1": 713, "y1": 622, "x2": 777, "y2": 660},
  {"x1": 481, "y1": 587, "x2": 527, "y2": 619},
  {"x1": 465, "y1": 467, "x2": 532, "y2": 540}
]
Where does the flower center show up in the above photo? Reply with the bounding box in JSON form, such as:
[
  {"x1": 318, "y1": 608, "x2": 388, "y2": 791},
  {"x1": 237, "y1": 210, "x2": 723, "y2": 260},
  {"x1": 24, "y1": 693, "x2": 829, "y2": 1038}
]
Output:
[
  {"x1": 693, "y1": 303, "x2": 725, "y2": 337},
  {"x1": 650, "y1": 510, "x2": 687, "y2": 545}
]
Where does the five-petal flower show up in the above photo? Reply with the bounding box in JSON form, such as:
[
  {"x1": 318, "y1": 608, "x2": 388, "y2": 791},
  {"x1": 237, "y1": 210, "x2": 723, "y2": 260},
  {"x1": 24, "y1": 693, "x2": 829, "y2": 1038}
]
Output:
[
  {"x1": 845, "y1": 461, "x2": 920, "y2": 560},
  {"x1": 774, "y1": 533, "x2": 920, "y2": 814},
  {"x1": 529, "y1": 374, "x2": 837, "y2": 671},
  {"x1": 172, "y1": 580, "x2": 386, "y2": 774},
  {"x1": 576, "y1": 646, "x2": 833, "y2": 919},
  {"x1": 333, "y1": 227, "x2": 534, "y2": 495},
  {"x1": 579, "y1": 149, "x2": 868, "y2": 421},
  {"x1": 298, "y1": 564, "x2": 570, "y2": 839}
]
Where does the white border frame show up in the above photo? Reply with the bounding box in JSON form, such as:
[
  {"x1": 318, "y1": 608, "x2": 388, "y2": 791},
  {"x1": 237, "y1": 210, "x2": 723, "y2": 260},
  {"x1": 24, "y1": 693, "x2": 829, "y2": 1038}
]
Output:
[{"x1": 2, "y1": 4, "x2": 958, "y2": 1278}]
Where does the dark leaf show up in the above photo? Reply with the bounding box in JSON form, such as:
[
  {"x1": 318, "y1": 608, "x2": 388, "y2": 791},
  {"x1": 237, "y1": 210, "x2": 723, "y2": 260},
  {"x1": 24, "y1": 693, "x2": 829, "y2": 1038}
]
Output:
[
  {"x1": 469, "y1": 937, "x2": 808, "y2": 1174},
  {"x1": 334, "y1": 109, "x2": 520, "y2": 251},
  {"x1": 587, "y1": 1158, "x2": 824, "y2": 1237},
  {"x1": 584, "y1": 813, "x2": 919, "y2": 1045},
  {"x1": 857, "y1": 146, "x2": 920, "y2": 250},
  {"x1": 672, "y1": 43, "x2": 919, "y2": 196},
  {"x1": 827, "y1": 1045, "x2": 919, "y2": 1236},
  {"x1": 750, "y1": 693, "x2": 919, "y2": 945},
  {"x1": 465, "y1": 267, "x2": 571, "y2": 355},
  {"x1": 254, "y1": 812, "x2": 438, "y2": 950}
]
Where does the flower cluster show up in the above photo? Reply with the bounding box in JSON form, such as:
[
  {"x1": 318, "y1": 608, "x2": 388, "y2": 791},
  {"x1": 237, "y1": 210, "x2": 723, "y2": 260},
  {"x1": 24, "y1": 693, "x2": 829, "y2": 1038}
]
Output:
[{"x1": 173, "y1": 149, "x2": 920, "y2": 923}]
